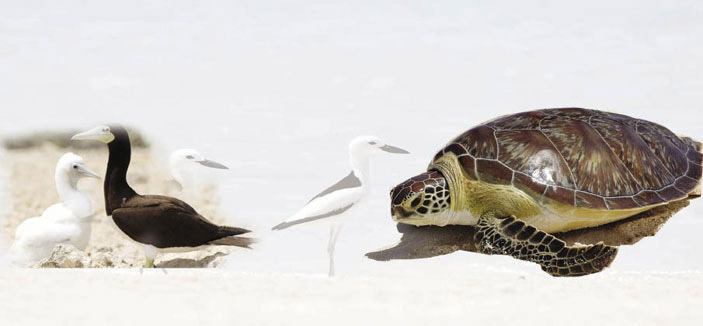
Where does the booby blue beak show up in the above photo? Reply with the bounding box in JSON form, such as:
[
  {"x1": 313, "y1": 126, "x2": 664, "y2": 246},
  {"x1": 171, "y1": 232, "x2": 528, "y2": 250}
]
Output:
[{"x1": 381, "y1": 145, "x2": 410, "y2": 154}]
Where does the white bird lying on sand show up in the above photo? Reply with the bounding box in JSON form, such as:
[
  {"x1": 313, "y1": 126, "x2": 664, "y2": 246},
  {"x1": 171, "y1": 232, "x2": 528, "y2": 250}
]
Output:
[
  {"x1": 9, "y1": 153, "x2": 100, "y2": 266},
  {"x1": 169, "y1": 149, "x2": 229, "y2": 191},
  {"x1": 272, "y1": 136, "x2": 409, "y2": 277}
]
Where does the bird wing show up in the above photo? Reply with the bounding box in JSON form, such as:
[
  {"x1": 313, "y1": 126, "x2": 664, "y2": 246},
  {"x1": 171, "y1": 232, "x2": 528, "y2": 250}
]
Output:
[
  {"x1": 14, "y1": 216, "x2": 41, "y2": 240},
  {"x1": 21, "y1": 222, "x2": 80, "y2": 247},
  {"x1": 307, "y1": 171, "x2": 362, "y2": 203},
  {"x1": 273, "y1": 184, "x2": 363, "y2": 230},
  {"x1": 111, "y1": 195, "x2": 227, "y2": 248},
  {"x1": 11, "y1": 218, "x2": 81, "y2": 264},
  {"x1": 14, "y1": 204, "x2": 71, "y2": 239}
]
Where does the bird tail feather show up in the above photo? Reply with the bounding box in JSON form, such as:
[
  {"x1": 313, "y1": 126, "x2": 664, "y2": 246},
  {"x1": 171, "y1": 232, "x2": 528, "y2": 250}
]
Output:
[
  {"x1": 271, "y1": 221, "x2": 292, "y2": 231},
  {"x1": 218, "y1": 225, "x2": 251, "y2": 237},
  {"x1": 210, "y1": 225, "x2": 254, "y2": 248}
]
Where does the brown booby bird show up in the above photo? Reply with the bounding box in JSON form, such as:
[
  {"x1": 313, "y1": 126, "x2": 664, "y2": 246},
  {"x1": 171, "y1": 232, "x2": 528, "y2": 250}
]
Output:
[{"x1": 72, "y1": 124, "x2": 252, "y2": 267}]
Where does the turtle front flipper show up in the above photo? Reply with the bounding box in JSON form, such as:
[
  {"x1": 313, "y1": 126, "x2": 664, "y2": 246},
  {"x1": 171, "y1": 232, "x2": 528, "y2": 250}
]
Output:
[{"x1": 475, "y1": 212, "x2": 618, "y2": 277}]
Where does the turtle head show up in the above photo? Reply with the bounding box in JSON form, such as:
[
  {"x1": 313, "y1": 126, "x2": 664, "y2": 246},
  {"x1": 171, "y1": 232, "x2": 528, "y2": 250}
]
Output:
[{"x1": 390, "y1": 170, "x2": 452, "y2": 226}]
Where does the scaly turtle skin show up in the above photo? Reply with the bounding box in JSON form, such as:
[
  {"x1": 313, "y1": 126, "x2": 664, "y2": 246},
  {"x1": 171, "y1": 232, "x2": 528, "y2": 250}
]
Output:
[{"x1": 390, "y1": 108, "x2": 703, "y2": 277}]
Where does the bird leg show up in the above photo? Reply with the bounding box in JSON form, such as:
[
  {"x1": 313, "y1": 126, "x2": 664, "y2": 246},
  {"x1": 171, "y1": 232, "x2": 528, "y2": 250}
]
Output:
[
  {"x1": 327, "y1": 225, "x2": 342, "y2": 277},
  {"x1": 143, "y1": 245, "x2": 158, "y2": 268}
]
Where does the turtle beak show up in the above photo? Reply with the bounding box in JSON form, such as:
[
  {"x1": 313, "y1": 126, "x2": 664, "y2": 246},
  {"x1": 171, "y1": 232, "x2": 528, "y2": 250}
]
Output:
[
  {"x1": 76, "y1": 163, "x2": 101, "y2": 179},
  {"x1": 71, "y1": 126, "x2": 114, "y2": 143},
  {"x1": 197, "y1": 158, "x2": 229, "y2": 170},
  {"x1": 391, "y1": 206, "x2": 412, "y2": 220},
  {"x1": 381, "y1": 144, "x2": 410, "y2": 154}
]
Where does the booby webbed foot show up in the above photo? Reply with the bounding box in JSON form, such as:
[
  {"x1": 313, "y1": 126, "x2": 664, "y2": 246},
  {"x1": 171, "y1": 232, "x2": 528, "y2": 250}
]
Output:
[{"x1": 475, "y1": 212, "x2": 618, "y2": 277}]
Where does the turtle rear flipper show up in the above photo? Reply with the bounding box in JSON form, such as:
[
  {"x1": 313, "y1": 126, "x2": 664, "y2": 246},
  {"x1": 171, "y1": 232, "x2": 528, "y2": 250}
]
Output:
[{"x1": 475, "y1": 212, "x2": 618, "y2": 277}]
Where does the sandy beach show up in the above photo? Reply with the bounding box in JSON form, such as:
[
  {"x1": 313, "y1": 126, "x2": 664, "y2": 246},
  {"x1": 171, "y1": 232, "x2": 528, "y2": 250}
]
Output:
[{"x1": 1, "y1": 269, "x2": 702, "y2": 325}]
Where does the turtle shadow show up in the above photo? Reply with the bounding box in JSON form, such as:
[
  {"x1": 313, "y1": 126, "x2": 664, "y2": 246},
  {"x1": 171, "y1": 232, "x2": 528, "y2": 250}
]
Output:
[
  {"x1": 156, "y1": 252, "x2": 228, "y2": 268},
  {"x1": 366, "y1": 199, "x2": 691, "y2": 261}
]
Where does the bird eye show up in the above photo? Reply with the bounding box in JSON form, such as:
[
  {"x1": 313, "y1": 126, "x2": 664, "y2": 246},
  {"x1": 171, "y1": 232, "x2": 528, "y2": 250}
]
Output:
[
  {"x1": 185, "y1": 155, "x2": 194, "y2": 159},
  {"x1": 102, "y1": 127, "x2": 109, "y2": 132},
  {"x1": 72, "y1": 165, "x2": 78, "y2": 169},
  {"x1": 369, "y1": 141, "x2": 377, "y2": 145}
]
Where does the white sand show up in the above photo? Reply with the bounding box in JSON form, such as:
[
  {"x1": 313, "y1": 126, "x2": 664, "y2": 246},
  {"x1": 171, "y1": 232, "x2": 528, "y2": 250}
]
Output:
[{"x1": 1, "y1": 269, "x2": 702, "y2": 325}]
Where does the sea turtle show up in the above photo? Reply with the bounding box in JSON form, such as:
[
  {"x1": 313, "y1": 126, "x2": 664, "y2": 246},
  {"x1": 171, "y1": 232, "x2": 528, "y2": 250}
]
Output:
[{"x1": 389, "y1": 108, "x2": 702, "y2": 276}]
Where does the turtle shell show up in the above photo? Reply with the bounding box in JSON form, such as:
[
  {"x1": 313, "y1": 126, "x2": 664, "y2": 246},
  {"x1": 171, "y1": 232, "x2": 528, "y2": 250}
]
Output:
[{"x1": 433, "y1": 108, "x2": 703, "y2": 211}]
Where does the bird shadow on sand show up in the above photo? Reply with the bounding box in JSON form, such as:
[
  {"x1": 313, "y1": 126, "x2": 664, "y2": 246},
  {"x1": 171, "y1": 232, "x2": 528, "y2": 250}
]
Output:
[{"x1": 156, "y1": 252, "x2": 228, "y2": 268}]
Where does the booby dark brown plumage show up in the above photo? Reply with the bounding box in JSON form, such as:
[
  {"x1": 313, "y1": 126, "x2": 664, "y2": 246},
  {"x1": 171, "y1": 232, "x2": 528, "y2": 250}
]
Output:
[{"x1": 72, "y1": 124, "x2": 252, "y2": 266}]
